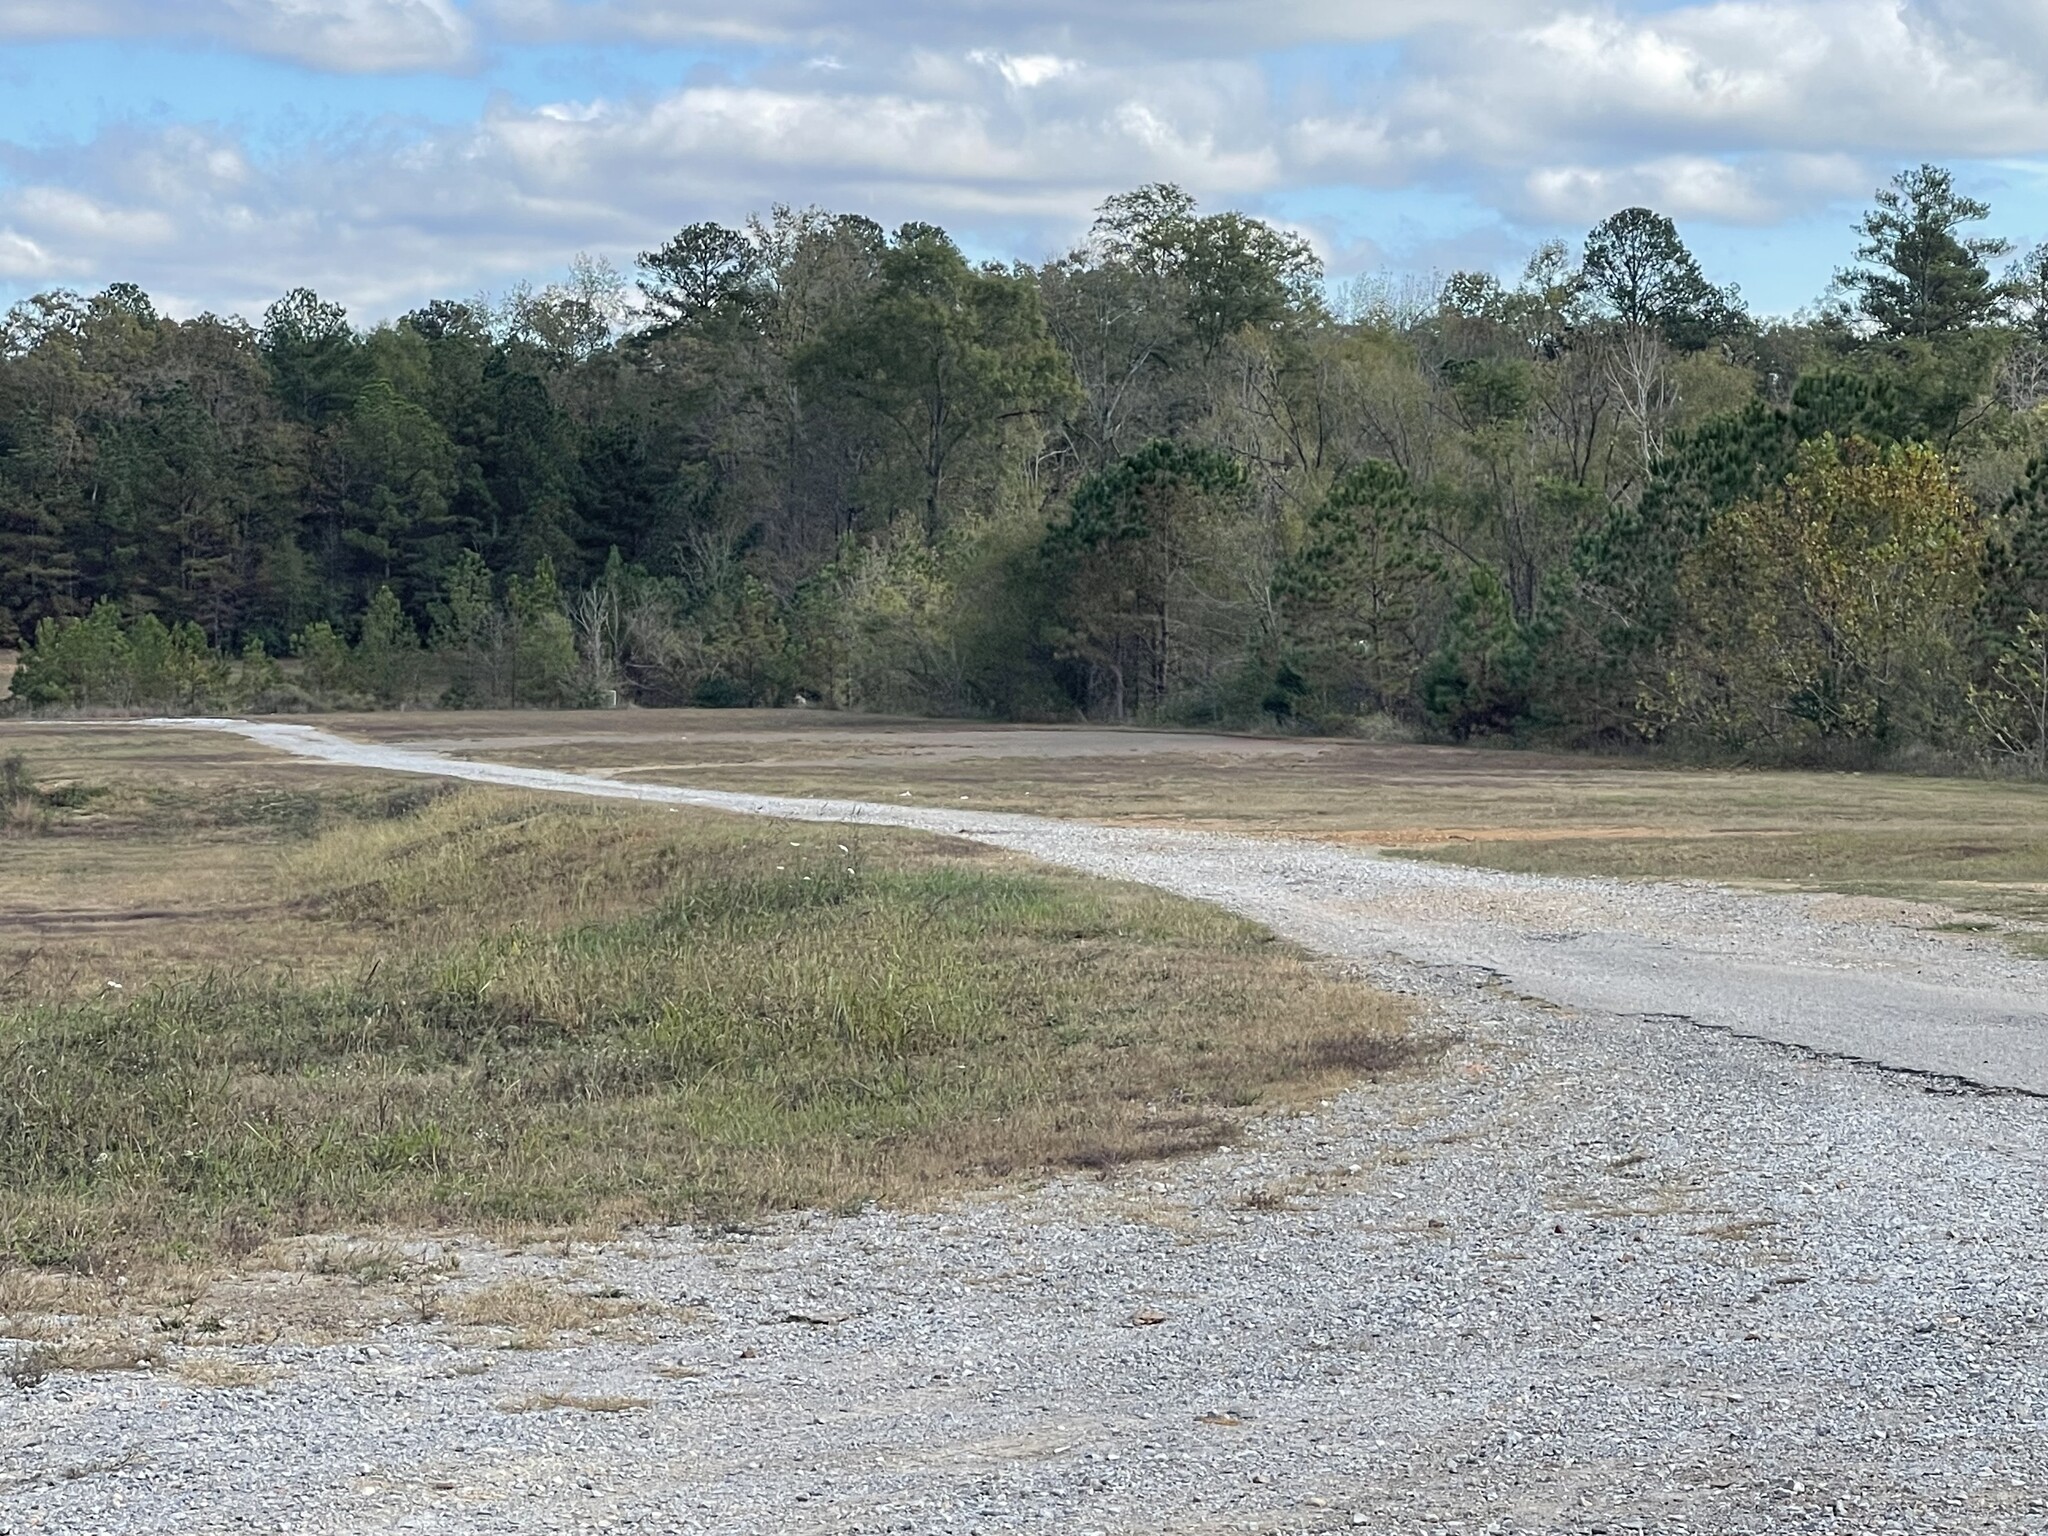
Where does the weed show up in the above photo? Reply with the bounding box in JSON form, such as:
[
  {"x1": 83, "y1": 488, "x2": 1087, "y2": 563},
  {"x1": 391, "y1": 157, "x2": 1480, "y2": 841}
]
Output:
[
  {"x1": 6, "y1": 1338, "x2": 162, "y2": 1386},
  {"x1": 443, "y1": 1281, "x2": 646, "y2": 1344},
  {"x1": 303, "y1": 1243, "x2": 411, "y2": 1285},
  {"x1": 6, "y1": 1343, "x2": 49, "y2": 1390},
  {"x1": 409, "y1": 1280, "x2": 444, "y2": 1323},
  {"x1": 1235, "y1": 1185, "x2": 1294, "y2": 1212},
  {"x1": 1, "y1": 754, "x2": 46, "y2": 836},
  {"x1": 173, "y1": 1358, "x2": 275, "y2": 1390}
]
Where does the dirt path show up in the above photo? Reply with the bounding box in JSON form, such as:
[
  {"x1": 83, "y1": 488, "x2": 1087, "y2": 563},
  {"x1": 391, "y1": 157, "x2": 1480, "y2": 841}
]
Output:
[{"x1": 9, "y1": 718, "x2": 2047, "y2": 1535}]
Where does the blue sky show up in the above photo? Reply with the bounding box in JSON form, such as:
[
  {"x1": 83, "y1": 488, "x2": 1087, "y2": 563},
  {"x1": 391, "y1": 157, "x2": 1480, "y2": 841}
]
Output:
[{"x1": 4, "y1": 1, "x2": 2048, "y2": 323}]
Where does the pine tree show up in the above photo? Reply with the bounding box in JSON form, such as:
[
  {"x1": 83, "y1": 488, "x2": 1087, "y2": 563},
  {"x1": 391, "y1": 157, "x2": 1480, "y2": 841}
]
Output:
[
  {"x1": 1421, "y1": 568, "x2": 1531, "y2": 739},
  {"x1": 1278, "y1": 461, "x2": 1442, "y2": 716},
  {"x1": 355, "y1": 585, "x2": 422, "y2": 706},
  {"x1": 1836, "y1": 165, "x2": 2009, "y2": 340}
]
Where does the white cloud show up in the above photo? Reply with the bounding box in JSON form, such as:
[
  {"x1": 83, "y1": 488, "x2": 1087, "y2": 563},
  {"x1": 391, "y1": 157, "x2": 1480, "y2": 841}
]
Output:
[
  {"x1": 1287, "y1": 0, "x2": 2048, "y2": 227},
  {"x1": 969, "y1": 51, "x2": 1078, "y2": 91},
  {"x1": 7, "y1": 1, "x2": 2048, "y2": 315},
  {"x1": 1519, "y1": 153, "x2": 1871, "y2": 224},
  {"x1": 478, "y1": 0, "x2": 1527, "y2": 56},
  {"x1": 1401, "y1": 2, "x2": 2048, "y2": 164},
  {"x1": 475, "y1": 65, "x2": 1281, "y2": 205},
  {"x1": 0, "y1": 0, "x2": 475, "y2": 71},
  {"x1": 0, "y1": 63, "x2": 1287, "y2": 316},
  {"x1": 0, "y1": 228, "x2": 62, "y2": 281},
  {"x1": 13, "y1": 187, "x2": 178, "y2": 247}
]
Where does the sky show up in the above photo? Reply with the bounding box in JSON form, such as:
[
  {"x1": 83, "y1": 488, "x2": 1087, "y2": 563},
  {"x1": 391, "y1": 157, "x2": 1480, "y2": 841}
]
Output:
[{"x1": 4, "y1": 1, "x2": 2048, "y2": 325}]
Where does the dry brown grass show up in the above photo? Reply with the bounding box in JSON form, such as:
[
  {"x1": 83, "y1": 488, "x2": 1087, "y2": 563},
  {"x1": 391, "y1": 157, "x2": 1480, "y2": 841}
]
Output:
[
  {"x1": 0, "y1": 1241, "x2": 480, "y2": 1364},
  {"x1": 5, "y1": 1336, "x2": 163, "y2": 1387},
  {"x1": 0, "y1": 727, "x2": 1428, "y2": 1278},
  {"x1": 0, "y1": 1267, "x2": 104, "y2": 1328},
  {"x1": 443, "y1": 1280, "x2": 651, "y2": 1344},
  {"x1": 0, "y1": 725, "x2": 442, "y2": 1004},
  {"x1": 496, "y1": 1391, "x2": 650, "y2": 1414},
  {"x1": 296, "y1": 1240, "x2": 458, "y2": 1286},
  {"x1": 172, "y1": 1357, "x2": 278, "y2": 1389}
]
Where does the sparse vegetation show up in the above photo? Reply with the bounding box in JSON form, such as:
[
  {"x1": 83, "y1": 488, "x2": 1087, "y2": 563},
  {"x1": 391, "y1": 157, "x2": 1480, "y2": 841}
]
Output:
[
  {"x1": 443, "y1": 1280, "x2": 652, "y2": 1346},
  {"x1": 1404, "y1": 825, "x2": 2048, "y2": 924},
  {"x1": 6, "y1": 1338, "x2": 162, "y2": 1389},
  {"x1": 0, "y1": 731, "x2": 1423, "y2": 1275},
  {"x1": 0, "y1": 752, "x2": 35, "y2": 834},
  {"x1": 0, "y1": 752, "x2": 102, "y2": 836},
  {"x1": 172, "y1": 1358, "x2": 277, "y2": 1390}
]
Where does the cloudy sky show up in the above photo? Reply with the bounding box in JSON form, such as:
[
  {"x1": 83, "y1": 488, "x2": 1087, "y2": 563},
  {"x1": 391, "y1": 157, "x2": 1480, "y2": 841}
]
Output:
[{"x1": 4, "y1": 0, "x2": 2048, "y2": 323}]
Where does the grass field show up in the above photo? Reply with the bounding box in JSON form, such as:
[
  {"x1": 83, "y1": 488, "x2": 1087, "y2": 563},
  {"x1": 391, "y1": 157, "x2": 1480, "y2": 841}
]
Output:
[
  {"x1": 0, "y1": 726, "x2": 1421, "y2": 1275},
  {"x1": 326, "y1": 710, "x2": 2048, "y2": 930},
  {"x1": 6, "y1": 708, "x2": 2041, "y2": 1269}
]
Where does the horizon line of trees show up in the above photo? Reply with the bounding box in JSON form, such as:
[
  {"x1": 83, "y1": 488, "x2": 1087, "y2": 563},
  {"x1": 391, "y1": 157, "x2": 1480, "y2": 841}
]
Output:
[{"x1": 5, "y1": 166, "x2": 2048, "y2": 772}]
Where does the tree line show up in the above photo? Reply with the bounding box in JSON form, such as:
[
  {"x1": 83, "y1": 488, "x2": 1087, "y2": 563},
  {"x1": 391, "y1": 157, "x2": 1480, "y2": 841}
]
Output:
[{"x1": 4, "y1": 167, "x2": 2046, "y2": 770}]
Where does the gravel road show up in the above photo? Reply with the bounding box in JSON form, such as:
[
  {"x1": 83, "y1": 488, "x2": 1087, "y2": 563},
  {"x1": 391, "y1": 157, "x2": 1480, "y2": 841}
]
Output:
[{"x1": 7, "y1": 718, "x2": 2047, "y2": 1535}]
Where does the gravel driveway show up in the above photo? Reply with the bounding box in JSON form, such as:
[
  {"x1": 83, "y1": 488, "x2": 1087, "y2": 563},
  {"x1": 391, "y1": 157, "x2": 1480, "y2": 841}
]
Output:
[{"x1": 7, "y1": 719, "x2": 2047, "y2": 1535}]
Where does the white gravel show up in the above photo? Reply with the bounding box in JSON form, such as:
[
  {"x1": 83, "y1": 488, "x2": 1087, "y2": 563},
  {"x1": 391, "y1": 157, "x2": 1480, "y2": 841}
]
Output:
[{"x1": 6, "y1": 718, "x2": 2048, "y2": 1534}]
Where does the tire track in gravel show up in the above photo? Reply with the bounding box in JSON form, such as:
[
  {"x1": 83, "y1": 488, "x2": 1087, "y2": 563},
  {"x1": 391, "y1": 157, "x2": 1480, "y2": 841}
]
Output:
[{"x1": 153, "y1": 718, "x2": 2048, "y2": 1097}]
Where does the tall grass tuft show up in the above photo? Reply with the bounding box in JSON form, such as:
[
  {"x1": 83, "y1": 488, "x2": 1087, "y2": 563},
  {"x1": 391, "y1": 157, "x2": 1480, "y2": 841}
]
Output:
[{"x1": 1, "y1": 753, "x2": 41, "y2": 835}]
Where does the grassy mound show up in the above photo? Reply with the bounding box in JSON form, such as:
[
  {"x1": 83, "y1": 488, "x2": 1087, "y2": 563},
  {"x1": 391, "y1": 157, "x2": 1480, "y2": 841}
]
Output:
[{"x1": 2, "y1": 787, "x2": 1423, "y2": 1270}]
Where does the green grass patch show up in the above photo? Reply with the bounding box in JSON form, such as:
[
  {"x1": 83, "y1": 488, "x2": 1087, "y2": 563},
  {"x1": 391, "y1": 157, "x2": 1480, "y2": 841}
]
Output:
[{"x1": 1, "y1": 789, "x2": 1423, "y2": 1272}]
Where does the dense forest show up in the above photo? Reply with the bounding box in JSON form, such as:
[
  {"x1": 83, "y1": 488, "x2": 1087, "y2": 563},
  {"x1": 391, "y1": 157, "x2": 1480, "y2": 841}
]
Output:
[{"x1": 5, "y1": 166, "x2": 2047, "y2": 770}]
